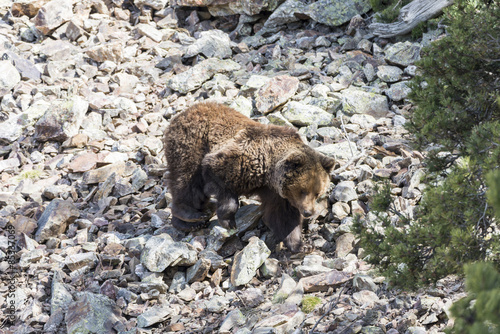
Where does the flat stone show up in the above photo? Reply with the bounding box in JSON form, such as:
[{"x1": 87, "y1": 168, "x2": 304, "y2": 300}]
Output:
[
  {"x1": 86, "y1": 41, "x2": 124, "y2": 63},
  {"x1": 0, "y1": 61, "x2": 21, "y2": 95},
  {"x1": 384, "y1": 41, "x2": 422, "y2": 67},
  {"x1": 316, "y1": 141, "x2": 359, "y2": 161},
  {"x1": 66, "y1": 292, "x2": 125, "y2": 334},
  {"x1": 341, "y1": 87, "x2": 389, "y2": 118},
  {"x1": 140, "y1": 233, "x2": 197, "y2": 272},
  {"x1": 255, "y1": 75, "x2": 299, "y2": 114},
  {"x1": 335, "y1": 232, "x2": 356, "y2": 258},
  {"x1": 283, "y1": 101, "x2": 334, "y2": 127},
  {"x1": 34, "y1": 96, "x2": 89, "y2": 142},
  {"x1": 137, "y1": 23, "x2": 164, "y2": 43},
  {"x1": 137, "y1": 303, "x2": 171, "y2": 328},
  {"x1": 35, "y1": 199, "x2": 79, "y2": 243},
  {"x1": 331, "y1": 181, "x2": 358, "y2": 202},
  {"x1": 231, "y1": 237, "x2": 270, "y2": 286},
  {"x1": 167, "y1": 58, "x2": 240, "y2": 94},
  {"x1": 299, "y1": 270, "x2": 352, "y2": 293},
  {"x1": 34, "y1": 0, "x2": 73, "y2": 35},
  {"x1": 385, "y1": 81, "x2": 412, "y2": 102},
  {"x1": 300, "y1": 0, "x2": 371, "y2": 27},
  {"x1": 82, "y1": 161, "x2": 137, "y2": 184},
  {"x1": 376, "y1": 65, "x2": 403, "y2": 83},
  {"x1": 186, "y1": 258, "x2": 211, "y2": 283},
  {"x1": 185, "y1": 29, "x2": 232, "y2": 59},
  {"x1": 352, "y1": 290, "x2": 379, "y2": 306}
]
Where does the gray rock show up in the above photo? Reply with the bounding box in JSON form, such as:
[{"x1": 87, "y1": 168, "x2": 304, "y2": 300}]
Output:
[
  {"x1": 283, "y1": 101, "x2": 334, "y2": 127},
  {"x1": 299, "y1": 270, "x2": 352, "y2": 293},
  {"x1": 65, "y1": 252, "x2": 99, "y2": 271},
  {"x1": 295, "y1": 254, "x2": 332, "y2": 278},
  {"x1": 44, "y1": 271, "x2": 73, "y2": 332},
  {"x1": 260, "y1": 0, "x2": 305, "y2": 33},
  {"x1": 261, "y1": 258, "x2": 281, "y2": 278},
  {"x1": 332, "y1": 181, "x2": 358, "y2": 202},
  {"x1": 331, "y1": 201, "x2": 350, "y2": 220},
  {"x1": 140, "y1": 233, "x2": 198, "y2": 272},
  {"x1": 86, "y1": 41, "x2": 124, "y2": 63},
  {"x1": 377, "y1": 65, "x2": 403, "y2": 82},
  {"x1": 4, "y1": 51, "x2": 41, "y2": 81},
  {"x1": 34, "y1": 0, "x2": 74, "y2": 35},
  {"x1": 83, "y1": 161, "x2": 137, "y2": 184},
  {"x1": 384, "y1": 41, "x2": 422, "y2": 67},
  {"x1": 237, "y1": 288, "x2": 264, "y2": 308},
  {"x1": 341, "y1": 87, "x2": 389, "y2": 118},
  {"x1": 135, "y1": 0, "x2": 169, "y2": 10},
  {"x1": 385, "y1": 81, "x2": 412, "y2": 101},
  {"x1": 35, "y1": 199, "x2": 79, "y2": 243},
  {"x1": 300, "y1": 0, "x2": 371, "y2": 27},
  {"x1": 220, "y1": 309, "x2": 246, "y2": 334},
  {"x1": 352, "y1": 290, "x2": 379, "y2": 306},
  {"x1": 353, "y1": 274, "x2": 378, "y2": 292},
  {"x1": 167, "y1": 58, "x2": 240, "y2": 94},
  {"x1": 174, "y1": 0, "x2": 282, "y2": 16},
  {"x1": 65, "y1": 292, "x2": 125, "y2": 334},
  {"x1": 205, "y1": 295, "x2": 230, "y2": 313},
  {"x1": 19, "y1": 249, "x2": 44, "y2": 268},
  {"x1": 186, "y1": 30, "x2": 232, "y2": 59},
  {"x1": 34, "y1": 97, "x2": 89, "y2": 142},
  {"x1": 137, "y1": 303, "x2": 171, "y2": 328},
  {"x1": 230, "y1": 96, "x2": 253, "y2": 117},
  {"x1": 335, "y1": 232, "x2": 356, "y2": 257},
  {"x1": 231, "y1": 237, "x2": 271, "y2": 286},
  {"x1": 0, "y1": 61, "x2": 21, "y2": 95},
  {"x1": 240, "y1": 74, "x2": 271, "y2": 96},
  {"x1": 316, "y1": 141, "x2": 359, "y2": 160},
  {"x1": 255, "y1": 75, "x2": 299, "y2": 114},
  {"x1": 406, "y1": 327, "x2": 427, "y2": 334},
  {"x1": 274, "y1": 274, "x2": 297, "y2": 302},
  {"x1": 137, "y1": 23, "x2": 164, "y2": 43},
  {"x1": 186, "y1": 258, "x2": 211, "y2": 283}
]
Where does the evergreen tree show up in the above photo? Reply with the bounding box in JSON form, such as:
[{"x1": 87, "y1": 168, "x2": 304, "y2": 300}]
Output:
[{"x1": 354, "y1": 0, "x2": 500, "y2": 288}]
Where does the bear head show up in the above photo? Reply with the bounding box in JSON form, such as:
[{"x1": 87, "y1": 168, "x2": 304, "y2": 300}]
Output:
[{"x1": 273, "y1": 148, "x2": 335, "y2": 217}]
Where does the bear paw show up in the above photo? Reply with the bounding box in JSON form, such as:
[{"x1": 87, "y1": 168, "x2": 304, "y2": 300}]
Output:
[{"x1": 171, "y1": 216, "x2": 211, "y2": 232}]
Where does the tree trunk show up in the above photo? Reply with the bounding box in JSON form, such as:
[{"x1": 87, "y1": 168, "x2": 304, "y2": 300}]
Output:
[{"x1": 369, "y1": 0, "x2": 454, "y2": 38}]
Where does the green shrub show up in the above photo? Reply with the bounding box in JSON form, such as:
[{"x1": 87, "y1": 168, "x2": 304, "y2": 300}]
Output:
[
  {"x1": 369, "y1": 0, "x2": 412, "y2": 23},
  {"x1": 354, "y1": 0, "x2": 500, "y2": 289},
  {"x1": 448, "y1": 262, "x2": 500, "y2": 334}
]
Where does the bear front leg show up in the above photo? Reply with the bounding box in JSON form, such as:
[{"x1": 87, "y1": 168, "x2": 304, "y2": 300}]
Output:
[
  {"x1": 202, "y1": 178, "x2": 239, "y2": 230},
  {"x1": 260, "y1": 190, "x2": 305, "y2": 253}
]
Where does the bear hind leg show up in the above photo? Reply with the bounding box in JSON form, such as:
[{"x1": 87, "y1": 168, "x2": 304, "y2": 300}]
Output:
[{"x1": 169, "y1": 170, "x2": 213, "y2": 223}]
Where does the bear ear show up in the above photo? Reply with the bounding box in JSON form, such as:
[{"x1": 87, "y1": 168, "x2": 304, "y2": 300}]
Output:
[
  {"x1": 283, "y1": 152, "x2": 305, "y2": 171},
  {"x1": 320, "y1": 154, "x2": 336, "y2": 173}
]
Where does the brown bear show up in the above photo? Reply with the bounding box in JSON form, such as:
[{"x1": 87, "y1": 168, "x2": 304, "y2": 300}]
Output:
[{"x1": 163, "y1": 102, "x2": 335, "y2": 252}]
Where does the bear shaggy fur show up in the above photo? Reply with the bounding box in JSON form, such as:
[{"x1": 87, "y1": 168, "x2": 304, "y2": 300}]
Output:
[{"x1": 163, "y1": 102, "x2": 335, "y2": 252}]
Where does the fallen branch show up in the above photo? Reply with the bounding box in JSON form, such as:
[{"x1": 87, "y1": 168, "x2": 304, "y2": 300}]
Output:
[{"x1": 369, "y1": 0, "x2": 454, "y2": 38}]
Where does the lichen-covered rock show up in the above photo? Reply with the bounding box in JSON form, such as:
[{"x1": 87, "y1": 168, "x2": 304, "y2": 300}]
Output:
[
  {"x1": 341, "y1": 87, "x2": 389, "y2": 118},
  {"x1": 300, "y1": 0, "x2": 371, "y2": 27},
  {"x1": 65, "y1": 292, "x2": 126, "y2": 334},
  {"x1": 384, "y1": 41, "x2": 422, "y2": 67},
  {"x1": 282, "y1": 101, "x2": 334, "y2": 127},
  {"x1": 167, "y1": 58, "x2": 240, "y2": 94}
]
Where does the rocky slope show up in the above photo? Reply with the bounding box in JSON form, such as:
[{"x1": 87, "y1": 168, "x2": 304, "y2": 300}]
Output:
[{"x1": 0, "y1": 0, "x2": 465, "y2": 333}]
